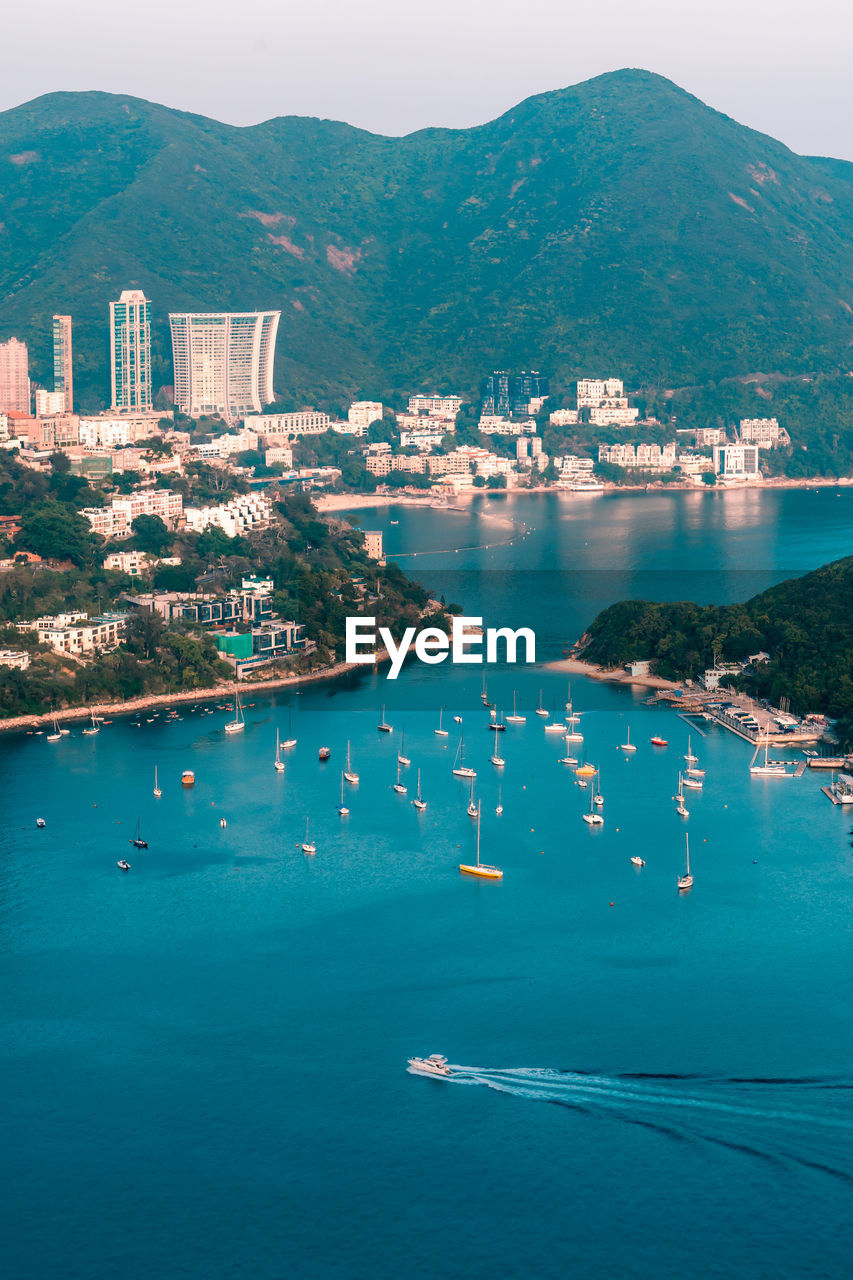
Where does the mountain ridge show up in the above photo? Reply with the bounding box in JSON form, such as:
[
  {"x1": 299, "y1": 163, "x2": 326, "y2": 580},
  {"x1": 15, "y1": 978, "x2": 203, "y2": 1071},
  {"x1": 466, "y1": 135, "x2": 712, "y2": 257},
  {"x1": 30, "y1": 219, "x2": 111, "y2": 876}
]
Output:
[{"x1": 2, "y1": 69, "x2": 853, "y2": 411}]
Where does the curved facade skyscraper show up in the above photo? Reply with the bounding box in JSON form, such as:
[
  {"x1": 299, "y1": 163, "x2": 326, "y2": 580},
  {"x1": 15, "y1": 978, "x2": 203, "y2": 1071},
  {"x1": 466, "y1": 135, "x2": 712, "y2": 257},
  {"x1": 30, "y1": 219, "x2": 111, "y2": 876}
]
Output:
[{"x1": 169, "y1": 311, "x2": 280, "y2": 425}]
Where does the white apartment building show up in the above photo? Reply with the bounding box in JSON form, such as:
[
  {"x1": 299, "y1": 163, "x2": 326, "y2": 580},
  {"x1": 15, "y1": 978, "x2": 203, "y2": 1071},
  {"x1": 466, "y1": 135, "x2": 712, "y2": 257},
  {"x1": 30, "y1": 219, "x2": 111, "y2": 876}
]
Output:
[
  {"x1": 103, "y1": 550, "x2": 152, "y2": 576},
  {"x1": 79, "y1": 418, "x2": 133, "y2": 449},
  {"x1": 407, "y1": 394, "x2": 462, "y2": 419},
  {"x1": 193, "y1": 427, "x2": 259, "y2": 460},
  {"x1": 577, "y1": 378, "x2": 625, "y2": 406},
  {"x1": 598, "y1": 443, "x2": 677, "y2": 469},
  {"x1": 348, "y1": 401, "x2": 383, "y2": 429},
  {"x1": 399, "y1": 430, "x2": 445, "y2": 451},
  {"x1": 739, "y1": 418, "x2": 787, "y2": 448},
  {"x1": 0, "y1": 413, "x2": 8, "y2": 441},
  {"x1": 80, "y1": 489, "x2": 183, "y2": 539},
  {"x1": 330, "y1": 420, "x2": 366, "y2": 436},
  {"x1": 478, "y1": 416, "x2": 536, "y2": 436},
  {"x1": 0, "y1": 649, "x2": 31, "y2": 670},
  {"x1": 34, "y1": 389, "x2": 67, "y2": 416},
  {"x1": 676, "y1": 453, "x2": 715, "y2": 476},
  {"x1": 265, "y1": 445, "x2": 293, "y2": 467},
  {"x1": 694, "y1": 426, "x2": 728, "y2": 446},
  {"x1": 549, "y1": 408, "x2": 580, "y2": 426},
  {"x1": 169, "y1": 311, "x2": 279, "y2": 426},
  {"x1": 557, "y1": 455, "x2": 595, "y2": 480},
  {"x1": 713, "y1": 443, "x2": 762, "y2": 480},
  {"x1": 362, "y1": 531, "x2": 384, "y2": 561},
  {"x1": 589, "y1": 404, "x2": 639, "y2": 426},
  {"x1": 20, "y1": 613, "x2": 127, "y2": 656},
  {"x1": 248, "y1": 410, "x2": 331, "y2": 437},
  {"x1": 184, "y1": 492, "x2": 272, "y2": 538}
]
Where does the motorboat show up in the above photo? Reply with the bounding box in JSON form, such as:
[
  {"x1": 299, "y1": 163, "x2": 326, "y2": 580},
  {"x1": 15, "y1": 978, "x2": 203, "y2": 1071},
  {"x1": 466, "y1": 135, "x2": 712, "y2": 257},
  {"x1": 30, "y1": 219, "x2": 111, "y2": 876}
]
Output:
[
  {"x1": 650, "y1": 735, "x2": 668, "y2": 747},
  {"x1": 630, "y1": 856, "x2": 646, "y2": 867},
  {"x1": 117, "y1": 860, "x2": 131, "y2": 872},
  {"x1": 181, "y1": 769, "x2": 195, "y2": 787},
  {"x1": 318, "y1": 746, "x2": 331, "y2": 760},
  {"x1": 36, "y1": 817, "x2": 46, "y2": 828},
  {"x1": 407, "y1": 1054, "x2": 451, "y2": 1077}
]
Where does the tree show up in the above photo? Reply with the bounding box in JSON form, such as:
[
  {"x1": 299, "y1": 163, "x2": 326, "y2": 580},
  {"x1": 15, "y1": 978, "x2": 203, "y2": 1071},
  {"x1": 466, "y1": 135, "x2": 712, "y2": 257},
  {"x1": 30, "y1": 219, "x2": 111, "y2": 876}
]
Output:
[
  {"x1": 132, "y1": 514, "x2": 172, "y2": 555},
  {"x1": 16, "y1": 501, "x2": 98, "y2": 566}
]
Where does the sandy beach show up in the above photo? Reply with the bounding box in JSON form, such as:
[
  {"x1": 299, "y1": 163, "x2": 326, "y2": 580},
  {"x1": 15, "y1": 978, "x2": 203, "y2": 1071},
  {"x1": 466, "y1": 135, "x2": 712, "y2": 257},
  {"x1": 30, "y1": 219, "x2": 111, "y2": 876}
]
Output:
[{"x1": 545, "y1": 655, "x2": 681, "y2": 691}]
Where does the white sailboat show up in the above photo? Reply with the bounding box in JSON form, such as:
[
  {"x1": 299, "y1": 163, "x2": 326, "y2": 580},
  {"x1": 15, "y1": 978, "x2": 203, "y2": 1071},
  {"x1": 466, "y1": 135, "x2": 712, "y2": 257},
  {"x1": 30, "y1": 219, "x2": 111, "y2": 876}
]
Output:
[
  {"x1": 750, "y1": 736, "x2": 791, "y2": 777},
  {"x1": 459, "y1": 800, "x2": 503, "y2": 879},
  {"x1": 344, "y1": 740, "x2": 359, "y2": 784},
  {"x1": 506, "y1": 691, "x2": 525, "y2": 724},
  {"x1": 620, "y1": 725, "x2": 637, "y2": 752},
  {"x1": 413, "y1": 769, "x2": 427, "y2": 810},
  {"x1": 301, "y1": 816, "x2": 316, "y2": 854},
  {"x1": 582, "y1": 773, "x2": 604, "y2": 824},
  {"x1": 480, "y1": 674, "x2": 490, "y2": 706},
  {"x1": 153, "y1": 765, "x2": 162, "y2": 797},
  {"x1": 397, "y1": 730, "x2": 411, "y2": 767},
  {"x1": 392, "y1": 760, "x2": 407, "y2": 794},
  {"x1": 677, "y1": 832, "x2": 693, "y2": 891},
  {"x1": 274, "y1": 729, "x2": 285, "y2": 772},
  {"x1": 675, "y1": 773, "x2": 689, "y2": 817},
  {"x1": 378, "y1": 703, "x2": 393, "y2": 733},
  {"x1": 224, "y1": 687, "x2": 245, "y2": 734},
  {"x1": 682, "y1": 769, "x2": 703, "y2": 789},
  {"x1": 282, "y1": 708, "x2": 297, "y2": 749},
  {"x1": 594, "y1": 770, "x2": 604, "y2": 806},
  {"x1": 535, "y1": 689, "x2": 549, "y2": 718},
  {"x1": 466, "y1": 776, "x2": 478, "y2": 817},
  {"x1": 337, "y1": 773, "x2": 350, "y2": 816},
  {"x1": 435, "y1": 707, "x2": 449, "y2": 736},
  {"x1": 46, "y1": 713, "x2": 62, "y2": 743},
  {"x1": 452, "y1": 734, "x2": 476, "y2": 778},
  {"x1": 545, "y1": 697, "x2": 567, "y2": 732},
  {"x1": 559, "y1": 734, "x2": 578, "y2": 765},
  {"x1": 684, "y1": 735, "x2": 698, "y2": 765},
  {"x1": 490, "y1": 739, "x2": 505, "y2": 766},
  {"x1": 495, "y1": 784, "x2": 503, "y2": 816},
  {"x1": 82, "y1": 710, "x2": 100, "y2": 736}
]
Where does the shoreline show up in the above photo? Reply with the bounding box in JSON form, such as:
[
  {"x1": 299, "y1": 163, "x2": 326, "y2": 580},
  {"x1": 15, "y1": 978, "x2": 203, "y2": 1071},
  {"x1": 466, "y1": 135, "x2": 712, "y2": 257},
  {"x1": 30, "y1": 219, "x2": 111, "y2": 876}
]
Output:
[{"x1": 544, "y1": 656, "x2": 681, "y2": 691}]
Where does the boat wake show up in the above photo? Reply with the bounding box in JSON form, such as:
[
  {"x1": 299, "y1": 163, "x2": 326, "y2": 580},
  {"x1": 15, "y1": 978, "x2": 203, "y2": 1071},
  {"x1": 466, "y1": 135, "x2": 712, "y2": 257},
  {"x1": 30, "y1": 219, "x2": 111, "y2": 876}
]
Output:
[{"x1": 437, "y1": 1065, "x2": 853, "y2": 1183}]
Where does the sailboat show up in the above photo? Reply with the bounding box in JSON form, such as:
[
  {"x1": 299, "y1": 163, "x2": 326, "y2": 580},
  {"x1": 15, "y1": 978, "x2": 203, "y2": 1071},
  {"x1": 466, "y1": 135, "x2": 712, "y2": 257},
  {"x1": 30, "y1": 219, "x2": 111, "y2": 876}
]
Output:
[
  {"x1": 620, "y1": 725, "x2": 637, "y2": 752},
  {"x1": 301, "y1": 817, "x2": 316, "y2": 854},
  {"x1": 677, "y1": 832, "x2": 693, "y2": 891},
  {"x1": 452, "y1": 734, "x2": 476, "y2": 778},
  {"x1": 594, "y1": 770, "x2": 604, "y2": 806},
  {"x1": 392, "y1": 760, "x2": 407, "y2": 794},
  {"x1": 274, "y1": 729, "x2": 285, "y2": 772},
  {"x1": 488, "y1": 709, "x2": 506, "y2": 732},
  {"x1": 378, "y1": 703, "x2": 393, "y2": 732},
  {"x1": 675, "y1": 773, "x2": 689, "y2": 817},
  {"x1": 46, "y1": 713, "x2": 62, "y2": 743},
  {"x1": 435, "y1": 707, "x2": 449, "y2": 736},
  {"x1": 224, "y1": 687, "x2": 245, "y2": 734},
  {"x1": 153, "y1": 765, "x2": 162, "y2": 797},
  {"x1": 535, "y1": 690, "x2": 549, "y2": 718},
  {"x1": 344, "y1": 741, "x2": 359, "y2": 784},
  {"x1": 495, "y1": 784, "x2": 503, "y2": 816},
  {"x1": 281, "y1": 708, "x2": 297, "y2": 749},
  {"x1": 684, "y1": 736, "x2": 698, "y2": 765},
  {"x1": 582, "y1": 774, "x2": 604, "y2": 825},
  {"x1": 559, "y1": 734, "x2": 578, "y2": 765},
  {"x1": 413, "y1": 769, "x2": 427, "y2": 810},
  {"x1": 480, "y1": 674, "x2": 491, "y2": 707},
  {"x1": 130, "y1": 817, "x2": 148, "y2": 849},
  {"x1": 682, "y1": 769, "x2": 703, "y2": 789},
  {"x1": 490, "y1": 742, "x2": 505, "y2": 766},
  {"x1": 459, "y1": 801, "x2": 503, "y2": 879},
  {"x1": 82, "y1": 710, "x2": 100, "y2": 736},
  {"x1": 337, "y1": 773, "x2": 350, "y2": 816},
  {"x1": 397, "y1": 730, "x2": 411, "y2": 767},
  {"x1": 467, "y1": 775, "x2": 478, "y2": 817},
  {"x1": 506, "y1": 691, "x2": 525, "y2": 724},
  {"x1": 750, "y1": 736, "x2": 790, "y2": 777}
]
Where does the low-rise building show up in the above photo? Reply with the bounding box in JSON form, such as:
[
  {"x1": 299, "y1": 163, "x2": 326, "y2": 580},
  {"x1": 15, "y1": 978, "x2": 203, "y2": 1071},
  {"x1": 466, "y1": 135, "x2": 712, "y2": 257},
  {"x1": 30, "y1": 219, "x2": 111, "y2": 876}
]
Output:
[
  {"x1": 739, "y1": 418, "x2": 788, "y2": 448},
  {"x1": 183, "y1": 492, "x2": 272, "y2": 538},
  {"x1": 103, "y1": 550, "x2": 151, "y2": 576},
  {"x1": 34, "y1": 390, "x2": 67, "y2": 416},
  {"x1": 399, "y1": 429, "x2": 446, "y2": 451},
  {"x1": 407, "y1": 394, "x2": 462, "y2": 419},
  {"x1": 478, "y1": 416, "x2": 536, "y2": 436},
  {"x1": 694, "y1": 426, "x2": 728, "y2": 446},
  {"x1": 248, "y1": 411, "x2": 331, "y2": 437},
  {"x1": 19, "y1": 612, "x2": 127, "y2": 656},
  {"x1": 265, "y1": 445, "x2": 294, "y2": 468},
  {"x1": 80, "y1": 489, "x2": 184, "y2": 540},
  {"x1": 348, "y1": 401, "x2": 383, "y2": 429},
  {"x1": 0, "y1": 648, "x2": 31, "y2": 670},
  {"x1": 713, "y1": 443, "x2": 762, "y2": 480},
  {"x1": 549, "y1": 408, "x2": 580, "y2": 426}
]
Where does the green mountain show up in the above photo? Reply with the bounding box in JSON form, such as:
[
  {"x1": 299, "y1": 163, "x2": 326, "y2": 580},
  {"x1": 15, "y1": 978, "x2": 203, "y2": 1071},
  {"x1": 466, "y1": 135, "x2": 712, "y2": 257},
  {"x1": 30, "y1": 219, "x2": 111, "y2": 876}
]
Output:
[
  {"x1": 578, "y1": 556, "x2": 853, "y2": 736},
  {"x1": 3, "y1": 69, "x2": 853, "y2": 411}
]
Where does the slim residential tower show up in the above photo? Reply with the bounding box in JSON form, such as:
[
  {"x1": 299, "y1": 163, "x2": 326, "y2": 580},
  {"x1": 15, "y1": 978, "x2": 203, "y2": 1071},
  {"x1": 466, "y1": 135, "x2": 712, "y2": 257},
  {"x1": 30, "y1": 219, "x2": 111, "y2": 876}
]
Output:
[
  {"x1": 110, "y1": 290, "x2": 152, "y2": 412},
  {"x1": 0, "y1": 337, "x2": 30, "y2": 414},
  {"x1": 169, "y1": 311, "x2": 279, "y2": 425},
  {"x1": 52, "y1": 314, "x2": 73, "y2": 412}
]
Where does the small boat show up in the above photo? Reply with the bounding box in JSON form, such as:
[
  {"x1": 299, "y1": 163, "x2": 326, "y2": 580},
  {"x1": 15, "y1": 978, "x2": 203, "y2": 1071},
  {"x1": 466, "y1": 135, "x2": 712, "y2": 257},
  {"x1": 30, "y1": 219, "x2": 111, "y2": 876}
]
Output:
[
  {"x1": 318, "y1": 746, "x2": 331, "y2": 761},
  {"x1": 219, "y1": 817, "x2": 227, "y2": 828},
  {"x1": 453, "y1": 715, "x2": 463, "y2": 724},
  {"x1": 117, "y1": 860, "x2": 131, "y2": 871},
  {"x1": 301, "y1": 817, "x2": 316, "y2": 855},
  {"x1": 337, "y1": 773, "x2": 350, "y2": 816},
  {"x1": 390, "y1": 518, "x2": 399, "y2": 525},
  {"x1": 451, "y1": 734, "x2": 476, "y2": 779},
  {"x1": 630, "y1": 856, "x2": 646, "y2": 867},
  {"x1": 535, "y1": 690, "x2": 549, "y2": 718},
  {"x1": 682, "y1": 772, "x2": 703, "y2": 790},
  {"x1": 60, "y1": 727, "x2": 70, "y2": 736},
  {"x1": 506, "y1": 691, "x2": 525, "y2": 724},
  {"x1": 576, "y1": 763, "x2": 597, "y2": 778},
  {"x1": 488, "y1": 713, "x2": 506, "y2": 731},
  {"x1": 684, "y1": 736, "x2": 698, "y2": 765},
  {"x1": 408, "y1": 1053, "x2": 450, "y2": 1076},
  {"x1": 594, "y1": 770, "x2": 604, "y2": 805},
  {"x1": 490, "y1": 749, "x2": 505, "y2": 766},
  {"x1": 282, "y1": 708, "x2": 297, "y2": 749},
  {"x1": 36, "y1": 817, "x2": 46, "y2": 828},
  {"x1": 378, "y1": 704, "x2": 393, "y2": 733},
  {"x1": 459, "y1": 801, "x2": 503, "y2": 879},
  {"x1": 344, "y1": 741, "x2": 359, "y2": 784},
  {"x1": 677, "y1": 832, "x2": 693, "y2": 891},
  {"x1": 466, "y1": 776, "x2": 478, "y2": 817},
  {"x1": 274, "y1": 729, "x2": 285, "y2": 772},
  {"x1": 82, "y1": 710, "x2": 100, "y2": 736},
  {"x1": 480, "y1": 675, "x2": 490, "y2": 705},
  {"x1": 224, "y1": 688, "x2": 245, "y2": 734},
  {"x1": 650, "y1": 735, "x2": 668, "y2": 747},
  {"x1": 435, "y1": 707, "x2": 449, "y2": 737},
  {"x1": 397, "y1": 731, "x2": 411, "y2": 766},
  {"x1": 46, "y1": 714, "x2": 62, "y2": 743},
  {"x1": 181, "y1": 769, "x2": 195, "y2": 787},
  {"x1": 582, "y1": 778, "x2": 604, "y2": 825},
  {"x1": 392, "y1": 760, "x2": 407, "y2": 794},
  {"x1": 750, "y1": 737, "x2": 791, "y2": 777},
  {"x1": 675, "y1": 773, "x2": 689, "y2": 817},
  {"x1": 153, "y1": 766, "x2": 162, "y2": 798},
  {"x1": 685, "y1": 765, "x2": 705, "y2": 778},
  {"x1": 130, "y1": 818, "x2": 148, "y2": 850},
  {"x1": 413, "y1": 769, "x2": 427, "y2": 811},
  {"x1": 495, "y1": 784, "x2": 503, "y2": 816},
  {"x1": 621, "y1": 726, "x2": 637, "y2": 752},
  {"x1": 559, "y1": 733, "x2": 578, "y2": 765}
]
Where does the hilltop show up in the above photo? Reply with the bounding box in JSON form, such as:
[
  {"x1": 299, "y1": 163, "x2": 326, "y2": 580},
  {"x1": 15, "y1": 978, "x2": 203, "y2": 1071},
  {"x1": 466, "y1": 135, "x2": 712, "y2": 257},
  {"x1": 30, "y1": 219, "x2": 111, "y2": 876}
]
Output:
[{"x1": 2, "y1": 70, "x2": 853, "y2": 416}]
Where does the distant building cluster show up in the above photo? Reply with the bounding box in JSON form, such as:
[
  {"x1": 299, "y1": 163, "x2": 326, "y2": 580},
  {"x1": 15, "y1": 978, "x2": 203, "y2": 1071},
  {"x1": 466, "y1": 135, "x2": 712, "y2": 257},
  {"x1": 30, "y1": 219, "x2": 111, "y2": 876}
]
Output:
[
  {"x1": 80, "y1": 489, "x2": 183, "y2": 540},
  {"x1": 183, "y1": 492, "x2": 273, "y2": 538}
]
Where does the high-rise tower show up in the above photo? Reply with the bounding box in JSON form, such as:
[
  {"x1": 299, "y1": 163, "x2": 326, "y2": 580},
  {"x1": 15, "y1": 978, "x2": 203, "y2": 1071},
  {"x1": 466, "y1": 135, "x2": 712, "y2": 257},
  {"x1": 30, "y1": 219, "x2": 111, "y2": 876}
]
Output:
[
  {"x1": 52, "y1": 314, "x2": 73, "y2": 411},
  {"x1": 0, "y1": 337, "x2": 30, "y2": 414},
  {"x1": 110, "y1": 290, "x2": 152, "y2": 412},
  {"x1": 168, "y1": 311, "x2": 279, "y2": 425}
]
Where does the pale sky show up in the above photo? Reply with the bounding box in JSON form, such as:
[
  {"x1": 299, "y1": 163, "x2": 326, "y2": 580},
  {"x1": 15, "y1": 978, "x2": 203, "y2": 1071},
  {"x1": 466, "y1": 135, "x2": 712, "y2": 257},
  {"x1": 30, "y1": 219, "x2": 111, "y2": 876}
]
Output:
[{"x1": 5, "y1": 0, "x2": 853, "y2": 160}]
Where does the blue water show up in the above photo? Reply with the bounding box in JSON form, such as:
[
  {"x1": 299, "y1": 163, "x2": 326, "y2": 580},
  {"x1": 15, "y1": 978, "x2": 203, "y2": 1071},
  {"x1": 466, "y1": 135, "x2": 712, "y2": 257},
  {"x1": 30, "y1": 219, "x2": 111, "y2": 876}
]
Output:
[{"x1": 2, "y1": 488, "x2": 853, "y2": 1279}]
